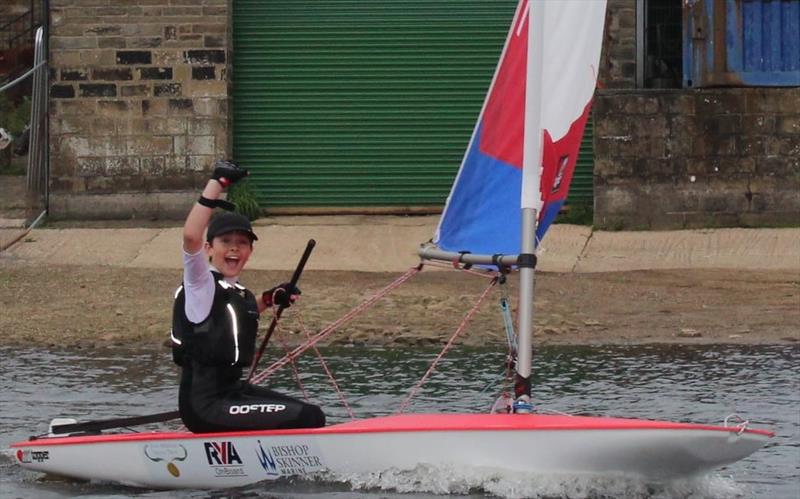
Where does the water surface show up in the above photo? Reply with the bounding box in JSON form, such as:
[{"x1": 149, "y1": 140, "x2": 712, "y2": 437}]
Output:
[{"x1": 1, "y1": 344, "x2": 797, "y2": 498}]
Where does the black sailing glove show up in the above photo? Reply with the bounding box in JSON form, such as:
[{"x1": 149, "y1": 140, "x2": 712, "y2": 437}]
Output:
[
  {"x1": 211, "y1": 159, "x2": 248, "y2": 188},
  {"x1": 262, "y1": 282, "x2": 301, "y2": 308}
]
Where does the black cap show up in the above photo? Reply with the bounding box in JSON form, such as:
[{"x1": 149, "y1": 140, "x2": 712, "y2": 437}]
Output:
[{"x1": 206, "y1": 212, "x2": 258, "y2": 242}]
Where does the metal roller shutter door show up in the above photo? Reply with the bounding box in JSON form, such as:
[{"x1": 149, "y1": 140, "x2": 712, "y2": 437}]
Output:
[{"x1": 233, "y1": 1, "x2": 594, "y2": 209}]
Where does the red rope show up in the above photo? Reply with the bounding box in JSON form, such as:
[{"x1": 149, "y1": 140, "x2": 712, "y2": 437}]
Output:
[
  {"x1": 297, "y1": 310, "x2": 356, "y2": 420},
  {"x1": 250, "y1": 265, "x2": 422, "y2": 386},
  {"x1": 396, "y1": 276, "x2": 498, "y2": 414},
  {"x1": 272, "y1": 325, "x2": 310, "y2": 401}
]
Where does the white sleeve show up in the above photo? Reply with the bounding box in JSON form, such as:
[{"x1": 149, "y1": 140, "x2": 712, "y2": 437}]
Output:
[{"x1": 182, "y1": 248, "x2": 215, "y2": 324}]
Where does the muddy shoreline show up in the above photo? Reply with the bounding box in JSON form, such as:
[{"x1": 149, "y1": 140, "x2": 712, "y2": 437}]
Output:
[{"x1": 1, "y1": 262, "x2": 797, "y2": 349}]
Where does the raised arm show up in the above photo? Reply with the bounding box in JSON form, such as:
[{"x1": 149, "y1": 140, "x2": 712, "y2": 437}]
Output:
[
  {"x1": 183, "y1": 179, "x2": 224, "y2": 253},
  {"x1": 182, "y1": 160, "x2": 249, "y2": 253}
]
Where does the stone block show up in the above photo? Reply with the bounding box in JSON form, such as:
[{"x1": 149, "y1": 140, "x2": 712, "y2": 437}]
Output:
[
  {"x1": 184, "y1": 49, "x2": 225, "y2": 64},
  {"x1": 756, "y1": 157, "x2": 796, "y2": 176},
  {"x1": 78, "y1": 83, "x2": 117, "y2": 97},
  {"x1": 96, "y1": 7, "x2": 127, "y2": 16},
  {"x1": 765, "y1": 136, "x2": 800, "y2": 157},
  {"x1": 736, "y1": 135, "x2": 765, "y2": 157},
  {"x1": 58, "y1": 136, "x2": 90, "y2": 158},
  {"x1": 52, "y1": 116, "x2": 84, "y2": 134},
  {"x1": 148, "y1": 117, "x2": 187, "y2": 135},
  {"x1": 87, "y1": 137, "x2": 127, "y2": 156},
  {"x1": 163, "y1": 6, "x2": 203, "y2": 16},
  {"x1": 191, "y1": 24, "x2": 227, "y2": 35},
  {"x1": 92, "y1": 67, "x2": 133, "y2": 81},
  {"x1": 49, "y1": 177, "x2": 86, "y2": 194},
  {"x1": 664, "y1": 132, "x2": 692, "y2": 158},
  {"x1": 106, "y1": 157, "x2": 142, "y2": 176},
  {"x1": 745, "y1": 88, "x2": 799, "y2": 114},
  {"x1": 741, "y1": 115, "x2": 775, "y2": 134},
  {"x1": 187, "y1": 155, "x2": 214, "y2": 172},
  {"x1": 594, "y1": 158, "x2": 634, "y2": 177},
  {"x1": 138, "y1": 67, "x2": 173, "y2": 80},
  {"x1": 192, "y1": 66, "x2": 215, "y2": 80},
  {"x1": 129, "y1": 37, "x2": 163, "y2": 49},
  {"x1": 86, "y1": 25, "x2": 122, "y2": 36},
  {"x1": 51, "y1": 36, "x2": 98, "y2": 50},
  {"x1": 90, "y1": 117, "x2": 120, "y2": 137},
  {"x1": 777, "y1": 116, "x2": 800, "y2": 135},
  {"x1": 204, "y1": 35, "x2": 224, "y2": 48},
  {"x1": 168, "y1": 98, "x2": 194, "y2": 114},
  {"x1": 141, "y1": 99, "x2": 168, "y2": 116},
  {"x1": 702, "y1": 114, "x2": 741, "y2": 135},
  {"x1": 50, "y1": 84, "x2": 75, "y2": 99},
  {"x1": 659, "y1": 92, "x2": 695, "y2": 115},
  {"x1": 623, "y1": 95, "x2": 659, "y2": 114},
  {"x1": 631, "y1": 115, "x2": 668, "y2": 138},
  {"x1": 635, "y1": 158, "x2": 675, "y2": 179},
  {"x1": 97, "y1": 100, "x2": 134, "y2": 116},
  {"x1": 117, "y1": 118, "x2": 148, "y2": 136},
  {"x1": 55, "y1": 99, "x2": 96, "y2": 116},
  {"x1": 186, "y1": 136, "x2": 215, "y2": 156},
  {"x1": 60, "y1": 68, "x2": 88, "y2": 81},
  {"x1": 141, "y1": 156, "x2": 167, "y2": 175},
  {"x1": 152, "y1": 50, "x2": 181, "y2": 65},
  {"x1": 154, "y1": 83, "x2": 182, "y2": 97},
  {"x1": 188, "y1": 118, "x2": 219, "y2": 135},
  {"x1": 52, "y1": 50, "x2": 82, "y2": 66},
  {"x1": 120, "y1": 84, "x2": 150, "y2": 97},
  {"x1": 116, "y1": 50, "x2": 152, "y2": 65},
  {"x1": 126, "y1": 136, "x2": 173, "y2": 155},
  {"x1": 695, "y1": 92, "x2": 744, "y2": 116},
  {"x1": 98, "y1": 37, "x2": 127, "y2": 49},
  {"x1": 80, "y1": 49, "x2": 117, "y2": 66},
  {"x1": 173, "y1": 136, "x2": 186, "y2": 156},
  {"x1": 202, "y1": 6, "x2": 227, "y2": 16},
  {"x1": 186, "y1": 80, "x2": 226, "y2": 97}
]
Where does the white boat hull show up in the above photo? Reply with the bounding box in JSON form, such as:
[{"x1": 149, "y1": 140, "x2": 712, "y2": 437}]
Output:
[{"x1": 11, "y1": 414, "x2": 772, "y2": 489}]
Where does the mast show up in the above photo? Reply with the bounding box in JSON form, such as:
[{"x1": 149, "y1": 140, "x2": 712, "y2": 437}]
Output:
[{"x1": 513, "y1": 0, "x2": 545, "y2": 413}]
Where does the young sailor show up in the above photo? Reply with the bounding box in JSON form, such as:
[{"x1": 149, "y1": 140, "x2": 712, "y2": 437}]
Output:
[{"x1": 172, "y1": 160, "x2": 325, "y2": 433}]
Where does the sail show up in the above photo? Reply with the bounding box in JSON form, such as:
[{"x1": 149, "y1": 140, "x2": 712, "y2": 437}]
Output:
[{"x1": 434, "y1": 0, "x2": 607, "y2": 256}]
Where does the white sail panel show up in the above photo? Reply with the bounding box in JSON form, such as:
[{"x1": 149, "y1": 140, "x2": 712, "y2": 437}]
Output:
[{"x1": 435, "y1": 0, "x2": 607, "y2": 255}]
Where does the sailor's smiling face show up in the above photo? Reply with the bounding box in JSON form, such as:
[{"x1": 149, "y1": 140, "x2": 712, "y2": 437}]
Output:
[{"x1": 205, "y1": 231, "x2": 253, "y2": 278}]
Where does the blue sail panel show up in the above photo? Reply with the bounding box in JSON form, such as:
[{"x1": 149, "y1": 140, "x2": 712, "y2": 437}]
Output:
[
  {"x1": 435, "y1": 123, "x2": 522, "y2": 256},
  {"x1": 433, "y1": 0, "x2": 606, "y2": 257}
]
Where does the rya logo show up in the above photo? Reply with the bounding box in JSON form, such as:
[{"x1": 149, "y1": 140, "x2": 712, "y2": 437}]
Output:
[
  {"x1": 204, "y1": 441, "x2": 243, "y2": 466},
  {"x1": 256, "y1": 440, "x2": 279, "y2": 476}
]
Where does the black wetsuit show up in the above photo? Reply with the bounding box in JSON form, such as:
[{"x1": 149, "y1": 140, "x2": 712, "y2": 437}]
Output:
[{"x1": 171, "y1": 273, "x2": 325, "y2": 433}]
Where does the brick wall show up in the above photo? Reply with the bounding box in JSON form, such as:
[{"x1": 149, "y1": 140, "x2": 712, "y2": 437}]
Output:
[
  {"x1": 594, "y1": 88, "x2": 800, "y2": 229},
  {"x1": 48, "y1": 0, "x2": 230, "y2": 219}
]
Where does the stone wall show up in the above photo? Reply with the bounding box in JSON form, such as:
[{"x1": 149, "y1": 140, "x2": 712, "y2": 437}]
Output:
[
  {"x1": 599, "y1": 0, "x2": 636, "y2": 89},
  {"x1": 593, "y1": 2, "x2": 799, "y2": 229},
  {"x1": 594, "y1": 88, "x2": 800, "y2": 229},
  {"x1": 48, "y1": 0, "x2": 230, "y2": 219}
]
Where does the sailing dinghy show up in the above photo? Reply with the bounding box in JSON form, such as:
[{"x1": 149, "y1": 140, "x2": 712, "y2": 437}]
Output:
[{"x1": 11, "y1": 0, "x2": 771, "y2": 490}]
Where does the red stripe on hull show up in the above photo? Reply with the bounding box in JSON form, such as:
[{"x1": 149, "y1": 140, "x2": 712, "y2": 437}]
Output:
[{"x1": 11, "y1": 414, "x2": 773, "y2": 448}]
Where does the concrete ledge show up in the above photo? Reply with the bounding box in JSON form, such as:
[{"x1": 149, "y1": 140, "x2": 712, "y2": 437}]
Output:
[
  {"x1": 2, "y1": 216, "x2": 799, "y2": 273},
  {"x1": 49, "y1": 191, "x2": 196, "y2": 220}
]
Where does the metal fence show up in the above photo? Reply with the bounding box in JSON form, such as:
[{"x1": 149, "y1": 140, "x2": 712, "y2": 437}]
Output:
[{"x1": 0, "y1": 24, "x2": 47, "y2": 236}]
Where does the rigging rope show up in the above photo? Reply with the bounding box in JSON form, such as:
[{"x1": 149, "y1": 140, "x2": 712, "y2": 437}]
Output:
[
  {"x1": 272, "y1": 325, "x2": 310, "y2": 401},
  {"x1": 298, "y1": 311, "x2": 356, "y2": 420},
  {"x1": 250, "y1": 265, "x2": 422, "y2": 386},
  {"x1": 396, "y1": 275, "x2": 499, "y2": 414}
]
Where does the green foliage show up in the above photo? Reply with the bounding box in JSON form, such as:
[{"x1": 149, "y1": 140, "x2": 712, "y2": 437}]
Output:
[
  {"x1": 227, "y1": 179, "x2": 261, "y2": 221},
  {"x1": 556, "y1": 201, "x2": 594, "y2": 226},
  {"x1": 0, "y1": 94, "x2": 31, "y2": 136}
]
